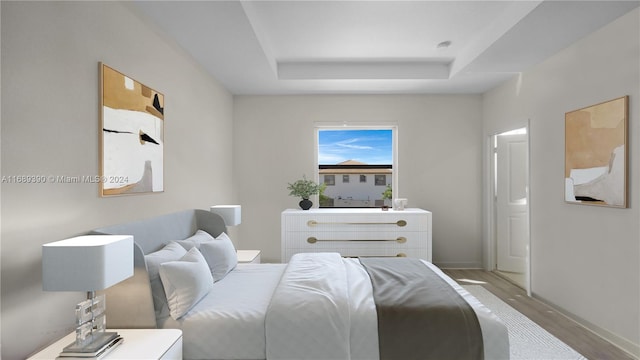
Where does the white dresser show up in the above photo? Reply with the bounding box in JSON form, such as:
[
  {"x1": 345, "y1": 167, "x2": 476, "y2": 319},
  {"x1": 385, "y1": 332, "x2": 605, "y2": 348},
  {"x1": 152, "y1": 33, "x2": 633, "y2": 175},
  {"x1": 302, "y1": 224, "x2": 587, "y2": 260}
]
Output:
[{"x1": 281, "y1": 208, "x2": 432, "y2": 262}]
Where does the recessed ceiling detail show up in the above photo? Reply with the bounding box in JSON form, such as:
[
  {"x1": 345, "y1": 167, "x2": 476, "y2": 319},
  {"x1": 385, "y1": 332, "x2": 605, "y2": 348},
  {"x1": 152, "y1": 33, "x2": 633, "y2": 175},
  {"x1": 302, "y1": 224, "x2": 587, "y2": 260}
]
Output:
[
  {"x1": 277, "y1": 59, "x2": 452, "y2": 80},
  {"x1": 131, "y1": 1, "x2": 639, "y2": 94}
]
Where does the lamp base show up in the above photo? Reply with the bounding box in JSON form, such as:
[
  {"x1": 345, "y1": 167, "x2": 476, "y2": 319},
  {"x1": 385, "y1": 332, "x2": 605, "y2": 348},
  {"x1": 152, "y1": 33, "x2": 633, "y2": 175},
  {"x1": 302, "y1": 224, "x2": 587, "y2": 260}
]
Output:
[{"x1": 61, "y1": 331, "x2": 121, "y2": 356}]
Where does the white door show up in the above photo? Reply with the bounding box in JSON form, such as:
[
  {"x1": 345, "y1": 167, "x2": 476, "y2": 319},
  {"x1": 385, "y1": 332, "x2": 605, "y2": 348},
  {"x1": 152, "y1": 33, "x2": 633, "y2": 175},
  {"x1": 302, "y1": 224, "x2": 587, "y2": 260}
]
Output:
[{"x1": 496, "y1": 132, "x2": 528, "y2": 273}]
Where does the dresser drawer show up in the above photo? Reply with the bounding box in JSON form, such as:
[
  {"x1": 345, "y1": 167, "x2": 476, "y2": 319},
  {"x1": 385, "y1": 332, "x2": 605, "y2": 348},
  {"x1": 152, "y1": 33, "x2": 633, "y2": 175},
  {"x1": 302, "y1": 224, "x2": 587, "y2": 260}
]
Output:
[
  {"x1": 284, "y1": 247, "x2": 426, "y2": 259},
  {"x1": 284, "y1": 231, "x2": 425, "y2": 249},
  {"x1": 281, "y1": 208, "x2": 432, "y2": 262},
  {"x1": 283, "y1": 213, "x2": 427, "y2": 232}
]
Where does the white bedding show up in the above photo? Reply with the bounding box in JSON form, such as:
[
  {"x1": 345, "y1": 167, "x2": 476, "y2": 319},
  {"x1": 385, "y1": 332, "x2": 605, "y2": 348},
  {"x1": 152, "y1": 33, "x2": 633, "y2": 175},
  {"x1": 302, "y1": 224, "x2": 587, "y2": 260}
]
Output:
[
  {"x1": 160, "y1": 254, "x2": 509, "y2": 360},
  {"x1": 160, "y1": 263, "x2": 286, "y2": 360},
  {"x1": 266, "y1": 253, "x2": 351, "y2": 359}
]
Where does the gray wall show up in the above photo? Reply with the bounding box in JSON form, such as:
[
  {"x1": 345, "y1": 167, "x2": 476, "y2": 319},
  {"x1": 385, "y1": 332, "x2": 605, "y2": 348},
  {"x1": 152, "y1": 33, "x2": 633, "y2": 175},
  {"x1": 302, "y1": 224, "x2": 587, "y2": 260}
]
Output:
[
  {"x1": 233, "y1": 95, "x2": 484, "y2": 268},
  {"x1": 483, "y1": 8, "x2": 640, "y2": 355},
  {"x1": 1, "y1": 2, "x2": 234, "y2": 359}
]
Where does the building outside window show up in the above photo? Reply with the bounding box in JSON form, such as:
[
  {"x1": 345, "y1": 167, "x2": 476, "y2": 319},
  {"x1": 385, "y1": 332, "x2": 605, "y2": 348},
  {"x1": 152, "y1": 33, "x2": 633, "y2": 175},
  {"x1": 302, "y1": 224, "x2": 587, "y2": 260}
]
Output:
[
  {"x1": 360, "y1": 175, "x2": 367, "y2": 183},
  {"x1": 375, "y1": 174, "x2": 387, "y2": 186},
  {"x1": 343, "y1": 175, "x2": 349, "y2": 183}
]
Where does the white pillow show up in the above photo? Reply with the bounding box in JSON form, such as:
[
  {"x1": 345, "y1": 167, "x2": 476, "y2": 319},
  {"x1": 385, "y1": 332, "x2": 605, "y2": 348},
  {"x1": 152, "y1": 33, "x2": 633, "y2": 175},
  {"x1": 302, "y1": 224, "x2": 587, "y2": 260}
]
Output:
[
  {"x1": 199, "y1": 232, "x2": 238, "y2": 282},
  {"x1": 175, "y1": 229, "x2": 215, "y2": 250},
  {"x1": 159, "y1": 247, "x2": 213, "y2": 320},
  {"x1": 144, "y1": 242, "x2": 187, "y2": 318}
]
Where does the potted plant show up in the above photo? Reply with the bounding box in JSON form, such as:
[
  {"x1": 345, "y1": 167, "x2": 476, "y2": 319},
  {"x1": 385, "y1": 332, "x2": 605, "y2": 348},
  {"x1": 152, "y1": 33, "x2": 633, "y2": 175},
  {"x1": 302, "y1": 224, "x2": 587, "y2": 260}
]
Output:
[
  {"x1": 318, "y1": 183, "x2": 334, "y2": 207},
  {"x1": 381, "y1": 184, "x2": 392, "y2": 210},
  {"x1": 287, "y1": 175, "x2": 320, "y2": 210}
]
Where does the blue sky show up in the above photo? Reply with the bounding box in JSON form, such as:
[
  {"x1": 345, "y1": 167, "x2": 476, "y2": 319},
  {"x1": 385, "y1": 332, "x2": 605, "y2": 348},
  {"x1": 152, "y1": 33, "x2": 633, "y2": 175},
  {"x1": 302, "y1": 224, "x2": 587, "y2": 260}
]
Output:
[{"x1": 318, "y1": 129, "x2": 393, "y2": 165}]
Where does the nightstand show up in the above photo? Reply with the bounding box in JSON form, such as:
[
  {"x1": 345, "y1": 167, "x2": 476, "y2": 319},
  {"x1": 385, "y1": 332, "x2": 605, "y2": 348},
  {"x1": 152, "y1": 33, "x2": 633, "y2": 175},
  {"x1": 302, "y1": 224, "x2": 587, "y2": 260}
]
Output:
[
  {"x1": 237, "y1": 249, "x2": 261, "y2": 264},
  {"x1": 28, "y1": 329, "x2": 182, "y2": 360}
]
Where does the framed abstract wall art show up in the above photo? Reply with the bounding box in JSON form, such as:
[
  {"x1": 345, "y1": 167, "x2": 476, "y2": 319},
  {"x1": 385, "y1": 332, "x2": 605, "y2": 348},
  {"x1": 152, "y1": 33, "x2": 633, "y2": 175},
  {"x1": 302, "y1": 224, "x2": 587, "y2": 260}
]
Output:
[
  {"x1": 565, "y1": 96, "x2": 628, "y2": 208},
  {"x1": 99, "y1": 63, "x2": 164, "y2": 196}
]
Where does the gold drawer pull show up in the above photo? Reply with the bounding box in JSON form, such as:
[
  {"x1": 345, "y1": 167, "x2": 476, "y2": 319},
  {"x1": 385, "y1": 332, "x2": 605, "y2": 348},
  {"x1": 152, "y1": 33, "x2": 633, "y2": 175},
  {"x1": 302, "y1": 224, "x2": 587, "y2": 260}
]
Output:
[
  {"x1": 307, "y1": 220, "x2": 407, "y2": 227},
  {"x1": 307, "y1": 237, "x2": 406, "y2": 244},
  {"x1": 346, "y1": 253, "x2": 407, "y2": 258}
]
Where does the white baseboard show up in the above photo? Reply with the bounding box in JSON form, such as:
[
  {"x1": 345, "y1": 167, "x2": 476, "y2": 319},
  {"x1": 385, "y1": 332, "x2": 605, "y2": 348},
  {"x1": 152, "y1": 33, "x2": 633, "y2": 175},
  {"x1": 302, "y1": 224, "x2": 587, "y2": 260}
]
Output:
[
  {"x1": 532, "y1": 292, "x2": 640, "y2": 359},
  {"x1": 434, "y1": 261, "x2": 483, "y2": 269}
]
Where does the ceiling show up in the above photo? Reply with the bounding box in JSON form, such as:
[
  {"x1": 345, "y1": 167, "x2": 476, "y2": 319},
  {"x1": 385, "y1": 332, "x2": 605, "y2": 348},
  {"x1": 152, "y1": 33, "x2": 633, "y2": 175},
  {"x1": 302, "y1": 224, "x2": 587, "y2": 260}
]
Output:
[{"x1": 130, "y1": 1, "x2": 639, "y2": 95}]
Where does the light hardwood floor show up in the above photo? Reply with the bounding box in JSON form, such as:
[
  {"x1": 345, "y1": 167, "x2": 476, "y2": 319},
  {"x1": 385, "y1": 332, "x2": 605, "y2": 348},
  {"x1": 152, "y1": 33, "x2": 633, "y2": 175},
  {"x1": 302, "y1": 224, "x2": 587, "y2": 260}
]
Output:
[{"x1": 442, "y1": 269, "x2": 636, "y2": 360}]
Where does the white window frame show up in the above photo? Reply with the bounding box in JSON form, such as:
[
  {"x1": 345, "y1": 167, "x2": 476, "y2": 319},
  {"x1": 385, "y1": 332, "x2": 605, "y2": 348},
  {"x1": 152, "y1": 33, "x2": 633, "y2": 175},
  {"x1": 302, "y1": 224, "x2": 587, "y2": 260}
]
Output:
[{"x1": 314, "y1": 123, "x2": 398, "y2": 206}]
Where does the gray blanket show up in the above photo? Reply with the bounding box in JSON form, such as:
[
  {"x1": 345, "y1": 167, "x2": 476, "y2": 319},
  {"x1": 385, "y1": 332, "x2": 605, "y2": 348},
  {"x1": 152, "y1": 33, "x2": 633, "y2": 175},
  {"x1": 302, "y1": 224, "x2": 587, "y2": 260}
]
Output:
[{"x1": 359, "y1": 257, "x2": 484, "y2": 360}]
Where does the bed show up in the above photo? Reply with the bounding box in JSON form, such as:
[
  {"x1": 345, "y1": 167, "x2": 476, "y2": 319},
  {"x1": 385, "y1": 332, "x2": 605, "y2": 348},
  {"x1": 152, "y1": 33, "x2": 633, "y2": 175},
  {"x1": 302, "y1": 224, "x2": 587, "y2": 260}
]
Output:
[{"x1": 92, "y1": 209, "x2": 509, "y2": 360}]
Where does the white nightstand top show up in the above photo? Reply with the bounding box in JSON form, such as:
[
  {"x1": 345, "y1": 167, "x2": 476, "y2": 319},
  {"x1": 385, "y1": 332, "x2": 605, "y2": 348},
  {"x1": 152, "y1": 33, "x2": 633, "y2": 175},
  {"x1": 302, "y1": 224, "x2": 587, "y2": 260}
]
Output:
[
  {"x1": 237, "y1": 249, "x2": 261, "y2": 263},
  {"x1": 28, "y1": 329, "x2": 182, "y2": 360}
]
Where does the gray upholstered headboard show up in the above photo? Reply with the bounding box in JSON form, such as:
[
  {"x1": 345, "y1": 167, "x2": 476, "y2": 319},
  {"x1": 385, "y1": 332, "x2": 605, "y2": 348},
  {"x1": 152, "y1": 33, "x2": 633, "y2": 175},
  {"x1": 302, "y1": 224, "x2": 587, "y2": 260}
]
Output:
[{"x1": 90, "y1": 209, "x2": 227, "y2": 329}]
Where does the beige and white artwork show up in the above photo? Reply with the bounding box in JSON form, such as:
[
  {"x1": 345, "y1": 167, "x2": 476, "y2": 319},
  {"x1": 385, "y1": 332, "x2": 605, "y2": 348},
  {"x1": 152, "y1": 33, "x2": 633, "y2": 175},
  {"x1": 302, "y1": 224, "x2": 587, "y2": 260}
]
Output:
[
  {"x1": 100, "y1": 63, "x2": 164, "y2": 196},
  {"x1": 565, "y1": 96, "x2": 627, "y2": 207}
]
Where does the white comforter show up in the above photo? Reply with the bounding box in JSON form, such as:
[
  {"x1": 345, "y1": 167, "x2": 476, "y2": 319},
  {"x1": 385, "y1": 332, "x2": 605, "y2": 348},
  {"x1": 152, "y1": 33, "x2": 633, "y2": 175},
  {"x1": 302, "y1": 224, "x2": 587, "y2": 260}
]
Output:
[
  {"x1": 266, "y1": 253, "x2": 352, "y2": 359},
  {"x1": 266, "y1": 253, "x2": 509, "y2": 360},
  {"x1": 163, "y1": 253, "x2": 509, "y2": 360},
  {"x1": 160, "y1": 263, "x2": 287, "y2": 359}
]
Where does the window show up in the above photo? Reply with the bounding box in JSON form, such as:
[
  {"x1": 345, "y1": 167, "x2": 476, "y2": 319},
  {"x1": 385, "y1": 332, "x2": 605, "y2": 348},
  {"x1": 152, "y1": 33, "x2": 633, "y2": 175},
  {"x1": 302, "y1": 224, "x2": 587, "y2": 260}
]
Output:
[
  {"x1": 324, "y1": 175, "x2": 335, "y2": 186},
  {"x1": 317, "y1": 127, "x2": 396, "y2": 208}
]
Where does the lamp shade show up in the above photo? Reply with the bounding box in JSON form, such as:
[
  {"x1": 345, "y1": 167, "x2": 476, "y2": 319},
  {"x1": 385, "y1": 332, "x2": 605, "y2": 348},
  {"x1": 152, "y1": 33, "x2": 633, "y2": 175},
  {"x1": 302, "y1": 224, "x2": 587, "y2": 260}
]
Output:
[
  {"x1": 42, "y1": 235, "x2": 133, "y2": 292},
  {"x1": 210, "y1": 205, "x2": 241, "y2": 226}
]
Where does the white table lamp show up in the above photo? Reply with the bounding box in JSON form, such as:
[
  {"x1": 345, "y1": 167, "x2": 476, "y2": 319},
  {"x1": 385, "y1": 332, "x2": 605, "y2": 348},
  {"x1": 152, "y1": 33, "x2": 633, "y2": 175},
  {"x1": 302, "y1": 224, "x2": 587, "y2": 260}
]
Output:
[
  {"x1": 210, "y1": 205, "x2": 241, "y2": 226},
  {"x1": 42, "y1": 235, "x2": 133, "y2": 356}
]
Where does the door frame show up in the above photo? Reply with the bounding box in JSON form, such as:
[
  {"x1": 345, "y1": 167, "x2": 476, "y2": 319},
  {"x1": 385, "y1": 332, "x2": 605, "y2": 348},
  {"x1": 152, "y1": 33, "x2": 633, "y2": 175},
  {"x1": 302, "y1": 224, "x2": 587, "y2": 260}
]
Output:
[{"x1": 485, "y1": 122, "x2": 531, "y2": 296}]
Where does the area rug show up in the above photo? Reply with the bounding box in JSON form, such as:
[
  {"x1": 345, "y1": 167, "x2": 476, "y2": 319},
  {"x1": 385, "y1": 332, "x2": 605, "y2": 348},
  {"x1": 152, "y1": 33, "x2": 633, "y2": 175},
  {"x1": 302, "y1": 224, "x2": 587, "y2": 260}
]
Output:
[{"x1": 463, "y1": 285, "x2": 587, "y2": 360}]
